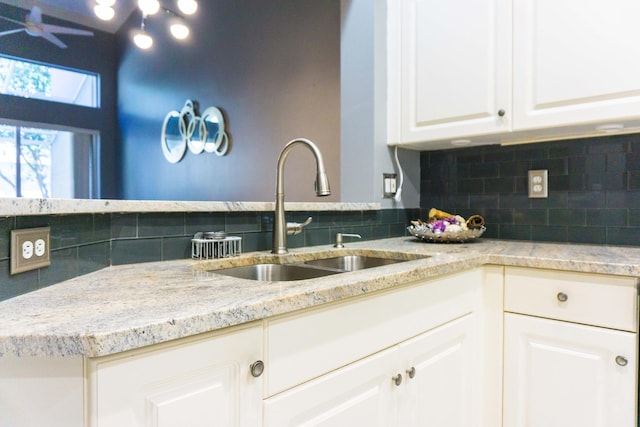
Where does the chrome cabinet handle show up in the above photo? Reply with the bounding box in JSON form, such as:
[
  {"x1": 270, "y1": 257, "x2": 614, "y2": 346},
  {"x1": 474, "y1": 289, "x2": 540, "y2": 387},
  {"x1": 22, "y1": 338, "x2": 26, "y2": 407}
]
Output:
[
  {"x1": 250, "y1": 360, "x2": 265, "y2": 377},
  {"x1": 498, "y1": 109, "x2": 506, "y2": 117},
  {"x1": 615, "y1": 355, "x2": 628, "y2": 367},
  {"x1": 392, "y1": 373, "x2": 403, "y2": 386},
  {"x1": 406, "y1": 366, "x2": 416, "y2": 379},
  {"x1": 557, "y1": 292, "x2": 568, "y2": 302}
]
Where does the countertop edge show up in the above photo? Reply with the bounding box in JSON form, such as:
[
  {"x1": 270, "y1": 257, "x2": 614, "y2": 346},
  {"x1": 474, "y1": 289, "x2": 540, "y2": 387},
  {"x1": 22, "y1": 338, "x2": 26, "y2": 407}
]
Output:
[
  {"x1": 2, "y1": 239, "x2": 640, "y2": 358},
  {"x1": 0, "y1": 198, "x2": 381, "y2": 216}
]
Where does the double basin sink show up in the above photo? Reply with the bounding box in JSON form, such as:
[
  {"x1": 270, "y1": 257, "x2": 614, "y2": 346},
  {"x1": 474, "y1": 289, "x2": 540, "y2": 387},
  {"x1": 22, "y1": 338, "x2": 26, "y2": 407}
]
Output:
[{"x1": 208, "y1": 250, "x2": 428, "y2": 281}]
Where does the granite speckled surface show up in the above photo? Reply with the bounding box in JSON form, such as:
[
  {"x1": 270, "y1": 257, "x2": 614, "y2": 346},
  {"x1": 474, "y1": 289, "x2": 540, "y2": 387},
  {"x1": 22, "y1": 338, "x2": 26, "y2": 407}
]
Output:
[
  {"x1": 0, "y1": 197, "x2": 379, "y2": 216},
  {"x1": 1, "y1": 237, "x2": 639, "y2": 358}
]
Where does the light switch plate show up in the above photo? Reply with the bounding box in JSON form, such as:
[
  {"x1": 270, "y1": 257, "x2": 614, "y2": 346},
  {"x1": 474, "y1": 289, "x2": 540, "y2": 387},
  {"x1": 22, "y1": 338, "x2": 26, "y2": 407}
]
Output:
[
  {"x1": 11, "y1": 227, "x2": 51, "y2": 275},
  {"x1": 383, "y1": 173, "x2": 397, "y2": 198}
]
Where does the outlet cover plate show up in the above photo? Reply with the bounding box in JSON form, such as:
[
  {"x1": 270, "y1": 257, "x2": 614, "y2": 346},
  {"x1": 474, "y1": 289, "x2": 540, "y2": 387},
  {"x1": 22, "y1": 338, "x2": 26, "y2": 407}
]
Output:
[
  {"x1": 528, "y1": 170, "x2": 548, "y2": 198},
  {"x1": 11, "y1": 227, "x2": 51, "y2": 275}
]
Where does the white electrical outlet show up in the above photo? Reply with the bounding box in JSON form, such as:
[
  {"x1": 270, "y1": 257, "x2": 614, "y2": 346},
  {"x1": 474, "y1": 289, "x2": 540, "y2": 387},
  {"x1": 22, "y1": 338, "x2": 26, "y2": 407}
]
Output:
[
  {"x1": 11, "y1": 227, "x2": 51, "y2": 275},
  {"x1": 528, "y1": 170, "x2": 548, "y2": 198}
]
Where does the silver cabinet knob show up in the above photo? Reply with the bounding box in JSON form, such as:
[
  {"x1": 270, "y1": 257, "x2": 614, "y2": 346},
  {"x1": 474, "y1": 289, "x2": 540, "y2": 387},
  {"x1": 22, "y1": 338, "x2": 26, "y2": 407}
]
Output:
[
  {"x1": 557, "y1": 292, "x2": 568, "y2": 302},
  {"x1": 498, "y1": 109, "x2": 506, "y2": 117},
  {"x1": 406, "y1": 366, "x2": 416, "y2": 379},
  {"x1": 392, "y1": 373, "x2": 403, "y2": 386},
  {"x1": 615, "y1": 355, "x2": 628, "y2": 367},
  {"x1": 250, "y1": 360, "x2": 264, "y2": 377}
]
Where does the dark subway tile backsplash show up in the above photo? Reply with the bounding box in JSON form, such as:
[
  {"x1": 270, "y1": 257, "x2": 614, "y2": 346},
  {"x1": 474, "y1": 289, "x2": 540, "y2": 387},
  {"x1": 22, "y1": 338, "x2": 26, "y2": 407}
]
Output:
[
  {"x1": 0, "y1": 208, "x2": 411, "y2": 301},
  {"x1": 420, "y1": 133, "x2": 640, "y2": 246}
]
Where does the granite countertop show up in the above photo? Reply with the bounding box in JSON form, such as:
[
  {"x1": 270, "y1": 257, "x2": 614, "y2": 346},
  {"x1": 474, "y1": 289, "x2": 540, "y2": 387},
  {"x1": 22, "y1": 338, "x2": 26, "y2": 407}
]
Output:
[
  {"x1": 1, "y1": 238, "x2": 639, "y2": 358},
  {"x1": 0, "y1": 197, "x2": 379, "y2": 216}
]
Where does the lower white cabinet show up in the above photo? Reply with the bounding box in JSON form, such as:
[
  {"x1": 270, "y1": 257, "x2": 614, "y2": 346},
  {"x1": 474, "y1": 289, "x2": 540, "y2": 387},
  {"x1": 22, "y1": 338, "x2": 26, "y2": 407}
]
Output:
[
  {"x1": 86, "y1": 324, "x2": 263, "y2": 427},
  {"x1": 503, "y1": 267, "x2": 639, "y2": 427},
  {"x1": 264, "y1": 313, "x2": 480, "y2": 427},
  {"x1": 503, "y1": 313, "x2": 637, "y2": 427}
]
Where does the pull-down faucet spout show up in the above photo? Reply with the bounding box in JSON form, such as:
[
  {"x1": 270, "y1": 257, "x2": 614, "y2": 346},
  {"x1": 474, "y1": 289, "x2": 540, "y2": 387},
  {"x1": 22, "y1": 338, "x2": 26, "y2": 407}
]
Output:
[{"x1": 272, "y1": 138, "x2": 331, "y2": 254}]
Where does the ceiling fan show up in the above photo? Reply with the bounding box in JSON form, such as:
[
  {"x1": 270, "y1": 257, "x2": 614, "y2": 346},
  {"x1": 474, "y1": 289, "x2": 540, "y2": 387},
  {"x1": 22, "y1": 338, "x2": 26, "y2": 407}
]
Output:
[{"x1": 0, "y1": 5, "x2": 93, "y2": 48}]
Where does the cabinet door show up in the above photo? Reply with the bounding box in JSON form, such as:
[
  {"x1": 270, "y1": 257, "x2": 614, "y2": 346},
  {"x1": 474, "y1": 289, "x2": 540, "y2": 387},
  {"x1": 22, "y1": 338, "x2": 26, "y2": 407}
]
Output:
[
  {"x1": 389, "y1": 0, "x2": 511, "y2": 145},
  {"x1": 398, "y1": 314, "x2": 482, "y2": 427},
  {"x1": 264, "y1": 346, "x2": 399, "y2": 427},
  {"x1": 513, "y1": 0, "x2": 640, "y2": 130},
  {"x1": 87, "y1": 325, "x2": 262, "y2": 427},
  {"x1": 503, "y1": 313, "x2": 637, "y2": 427}
]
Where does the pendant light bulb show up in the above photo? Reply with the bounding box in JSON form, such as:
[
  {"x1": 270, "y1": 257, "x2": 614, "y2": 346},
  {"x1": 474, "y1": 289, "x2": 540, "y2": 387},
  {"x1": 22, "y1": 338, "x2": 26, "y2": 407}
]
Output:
[
  {"x1": 133, "y1": 29, "x2": 153, "y2": 49},
  {"x1": 94, "y1": 4, "x2": 115, "y2": 21},
  {"x1": 96, "y1": 0, "x2": 116, "y2": 6},
  {"x1": 170, "y1": 21, "x2": 190, "y2": 40},
  {"x1": 177, "y1": 0, "x2": 198, "y2": 15},
  {"x1": 138, "y1": 0, "x2": 160, "y2": 15}
]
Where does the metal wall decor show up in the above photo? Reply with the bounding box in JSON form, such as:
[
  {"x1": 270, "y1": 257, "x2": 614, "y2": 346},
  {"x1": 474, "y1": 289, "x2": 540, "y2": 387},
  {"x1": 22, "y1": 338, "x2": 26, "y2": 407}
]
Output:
[{"x1": 161, "y1": 99, "x2": 229, "y2": 163}]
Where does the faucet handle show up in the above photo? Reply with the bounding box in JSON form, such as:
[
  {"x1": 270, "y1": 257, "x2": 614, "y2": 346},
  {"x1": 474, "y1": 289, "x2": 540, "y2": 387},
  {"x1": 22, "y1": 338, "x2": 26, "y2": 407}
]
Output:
[
  {"x1": 334, "y1": 232, "x2": 362, "y2": 248},
  {"x1": 287, "y1": 217, "x2": 313, "y2": 236}
]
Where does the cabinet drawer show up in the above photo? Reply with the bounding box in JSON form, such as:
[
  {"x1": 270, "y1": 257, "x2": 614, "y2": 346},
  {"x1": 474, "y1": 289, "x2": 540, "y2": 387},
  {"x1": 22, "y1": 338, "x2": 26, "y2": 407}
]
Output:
[
  {"x1": 265, "y1": 268, "x2": 483, "y2": 397},
  {"x1": 505, "y1": 267, "x2": 638, "y2": 332}
]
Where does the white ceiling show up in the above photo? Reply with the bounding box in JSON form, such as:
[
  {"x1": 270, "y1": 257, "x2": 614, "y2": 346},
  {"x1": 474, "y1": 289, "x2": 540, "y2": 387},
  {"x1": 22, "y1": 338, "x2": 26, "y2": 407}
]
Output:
[{"x1": 0, "y1": 0, "x2": 137, "y2": 33}]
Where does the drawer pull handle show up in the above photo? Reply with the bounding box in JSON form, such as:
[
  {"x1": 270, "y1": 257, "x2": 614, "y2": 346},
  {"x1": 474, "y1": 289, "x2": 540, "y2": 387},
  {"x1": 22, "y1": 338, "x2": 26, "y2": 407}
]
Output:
[
  {"x1": 615, "y1": 355, "x2": 628, "y2": 367},
  {"x1": 557, "y1": 292, "x2": 568, "y2": 302},
  {"x1": 250, "y1": 360, "x2": 265, "y2": 377},
  {"x1": 392, "y1": 373, "x2": 403, "y2": 386},
  {"x1": 406, "y1": 366, "x2": 416, "y2": 379}
]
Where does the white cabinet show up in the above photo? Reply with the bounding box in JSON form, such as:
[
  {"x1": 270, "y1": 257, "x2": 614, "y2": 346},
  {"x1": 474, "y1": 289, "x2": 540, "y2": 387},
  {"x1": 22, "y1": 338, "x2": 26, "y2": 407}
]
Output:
[
  {"x1": 513, "y1": 0, "x2": 640, "y2": 131},
  {"x1": 264, "y1": 267, "x2": 502, "y2": 426},
  {"x1": 264, "y1": 314, "x2": 480, "y2": 427},
  {"x1": 264, "y1": 345, "x2": 399, "y2": 426},
  {"x1": 86, "y1": 324, "x2": 263, "y2": 427},
  {"x1": 503, "y1": 267, "x2": 638, "y2": 427},
  {"x1": 503, "y1": 313, "x2": 637, "y2": 427},
  {"x1": 388, "y1": 0, "x2": 640, "y2": 149},
  {"x1": 387, "y1": 0, "x2": 511, "y2": 147},
  {"x1": 398, "y1": 314, "x2": 481, "y2": 427}
]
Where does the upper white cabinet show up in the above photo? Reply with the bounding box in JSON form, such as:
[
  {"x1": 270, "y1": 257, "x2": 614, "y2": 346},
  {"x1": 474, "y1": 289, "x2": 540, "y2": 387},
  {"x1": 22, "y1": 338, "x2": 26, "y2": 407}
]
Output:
[
  {"x1": 387, "y1": 0, "x2": 511, "y2": 148},
  {"x1": 389, "y1": 0, "x2": 640, "y2": 149},
  {"x1": 513, "y1": 0, "x2": 640, "y2": 131}
]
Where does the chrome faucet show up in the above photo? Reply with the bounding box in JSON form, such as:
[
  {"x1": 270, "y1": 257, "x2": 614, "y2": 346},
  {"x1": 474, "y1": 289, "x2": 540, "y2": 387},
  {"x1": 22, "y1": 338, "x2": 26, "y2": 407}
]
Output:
[{"x1": 272, "y1": 138, "x2": 331, "y2": 254}]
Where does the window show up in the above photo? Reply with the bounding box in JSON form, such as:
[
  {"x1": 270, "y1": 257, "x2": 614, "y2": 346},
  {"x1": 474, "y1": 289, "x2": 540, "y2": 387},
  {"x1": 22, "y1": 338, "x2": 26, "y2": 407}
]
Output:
[
  {"x1": 0, "y1": 122, "x2": 98, "y2": 199},
  {"x1": 0, "y1": 54, "x2": 99, "y2": 108}
]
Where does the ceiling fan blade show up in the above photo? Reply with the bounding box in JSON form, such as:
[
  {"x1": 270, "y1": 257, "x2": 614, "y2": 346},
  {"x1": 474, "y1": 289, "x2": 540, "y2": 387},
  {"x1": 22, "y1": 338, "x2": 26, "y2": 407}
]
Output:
[
  {"x1": 0, "y1": 28, "x2": 25, "y2": 37},
  {"x1": 0, "y1": 15, "x2": 26, "y2": 26},
  {"x1": 42, "y1": 24, "x2": 93, "y2": 36},
  {"x1": 39, "y1": 30, "x2": 67, "y2": 48}
]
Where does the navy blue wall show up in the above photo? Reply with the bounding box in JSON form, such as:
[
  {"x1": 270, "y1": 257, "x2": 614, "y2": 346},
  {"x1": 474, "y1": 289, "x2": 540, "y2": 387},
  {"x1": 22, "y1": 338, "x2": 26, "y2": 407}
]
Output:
[
  {"x1": 117, "y1": 0, "x2": 341, "y2": 202},
  {"x1": 0, "y1": 3, "x2": 120, "y2": 199}
]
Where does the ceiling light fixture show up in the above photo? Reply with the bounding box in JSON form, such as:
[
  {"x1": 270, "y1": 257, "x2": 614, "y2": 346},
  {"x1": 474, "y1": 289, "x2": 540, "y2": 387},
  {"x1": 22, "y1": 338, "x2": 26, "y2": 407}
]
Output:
[
  {"x1": 169, "y1": 20, "x2": 190, "y2": 40},
  {"x1": 133, "y1": 17, "x2": 153, "y2": 49},
  {"x1": 94, "y1": 4, "x2": 115, "y2": 21},
  {"x1": 94, "y1": 0, "x2": 198, "y2": 49},
  {"x1": 138, "y1": 0, "x2": 160, "y2": 15},
  {"x1": 177, "y1": 0, "x2": 198, "y2": 15}
]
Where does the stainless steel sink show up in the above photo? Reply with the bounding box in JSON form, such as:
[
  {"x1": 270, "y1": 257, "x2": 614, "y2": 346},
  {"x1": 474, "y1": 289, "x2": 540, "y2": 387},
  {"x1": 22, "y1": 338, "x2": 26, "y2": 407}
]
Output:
[
  {"x1": 304, "y1": 255, "x2": 406, "y2": 271},
  {"x1": 210, "y1": 251, "x2": 428, "y2": 281},
  {"x1": 213, "y1": 263, "x2": 340, "y2": 281}
]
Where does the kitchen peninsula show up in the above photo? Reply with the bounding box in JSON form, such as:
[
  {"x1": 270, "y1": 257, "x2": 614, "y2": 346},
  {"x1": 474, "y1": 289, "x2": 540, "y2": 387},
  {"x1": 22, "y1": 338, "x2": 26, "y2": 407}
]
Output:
[{"x1": 0, "y1": 237, "x2": 638, "y2": 426}]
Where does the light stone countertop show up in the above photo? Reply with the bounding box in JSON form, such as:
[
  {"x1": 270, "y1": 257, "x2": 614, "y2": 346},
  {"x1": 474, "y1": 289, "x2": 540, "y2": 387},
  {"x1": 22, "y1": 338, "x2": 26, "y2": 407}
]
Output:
[
  {"x1": 0, "y1": 197, "x2": 379, "y2": 216},
  {"x1": 1, "y1": 238, "x2": 639, "y2": 358}
]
